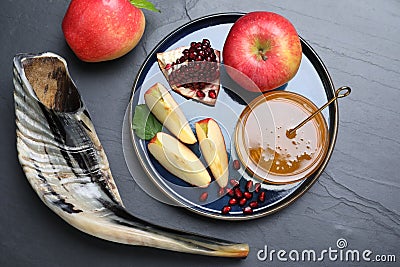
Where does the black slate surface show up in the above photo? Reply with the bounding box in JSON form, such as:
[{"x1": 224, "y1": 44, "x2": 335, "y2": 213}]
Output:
[{"x1": 0, "y1": 0, "x2": 399, "y2": 266}]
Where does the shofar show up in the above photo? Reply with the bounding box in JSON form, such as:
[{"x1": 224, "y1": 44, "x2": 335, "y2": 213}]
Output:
[{"x1": 13, "y1": 52, "x2": 249, "y2": 258}]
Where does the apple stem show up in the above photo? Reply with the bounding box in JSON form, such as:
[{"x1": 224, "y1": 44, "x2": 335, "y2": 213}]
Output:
[{"x1": 258, "y1": 49, "x2": 268, "y2": 61}]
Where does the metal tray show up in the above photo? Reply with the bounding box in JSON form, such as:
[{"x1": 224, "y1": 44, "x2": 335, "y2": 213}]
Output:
[{"x1": 127, "y1": 13, "x2": 338, "y2": 220}]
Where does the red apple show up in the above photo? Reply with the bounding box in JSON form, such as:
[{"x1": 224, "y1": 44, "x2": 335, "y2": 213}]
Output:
[
  {"x1": 62, "y1": 0, "x2": 146, "y2": 62},
  {"x1": 223, "y1": 12, "x2": 302, "y2": 92}
]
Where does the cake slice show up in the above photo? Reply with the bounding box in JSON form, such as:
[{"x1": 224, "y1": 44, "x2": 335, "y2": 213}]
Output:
[{"x1": 157, "y1": 39, "x2": 221, "y2": 106}]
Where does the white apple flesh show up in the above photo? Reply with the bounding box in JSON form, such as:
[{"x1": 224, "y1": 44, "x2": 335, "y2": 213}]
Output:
[
  {"x1": 196, "y1": 118, "x2": 229, "y2": 188},
  {"x1": 144, "y1": 83, "x2": 196, "y2": 144},
  {"x1": 148, "y1": 132, "x2": 211, "y2": 187}
]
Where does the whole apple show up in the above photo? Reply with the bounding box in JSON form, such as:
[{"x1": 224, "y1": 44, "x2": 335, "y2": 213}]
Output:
[
  {"x1": 223, "y1": 12, "x2": 302, "y2": 92},
  {"x1": 62, "y1": 0, "x2": 146, "y2": 62}
]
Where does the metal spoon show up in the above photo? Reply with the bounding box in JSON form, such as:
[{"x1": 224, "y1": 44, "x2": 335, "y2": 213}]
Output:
[{"x1": 286, "y1": 86, "x2": 351, "y2": 139}]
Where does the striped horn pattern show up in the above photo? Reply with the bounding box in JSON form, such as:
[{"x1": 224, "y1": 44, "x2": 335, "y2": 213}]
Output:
[{"x1": 13, "y1": 52, "x2": 249, "y2": 258}]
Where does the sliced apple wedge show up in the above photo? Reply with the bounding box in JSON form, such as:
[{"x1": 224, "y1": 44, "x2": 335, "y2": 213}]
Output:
[
  {"x1": 144, "y1": 83, "x2": 196, "y2": 144},
  {"x1": 148, "y1": 132, "x2": 211, "y2": 187},
  {"x1": 195, "y1": 118, "x2": 229, "y2": 188}
]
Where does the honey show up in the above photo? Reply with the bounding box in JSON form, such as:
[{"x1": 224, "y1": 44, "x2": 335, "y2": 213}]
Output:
[{"x1": 235, "y1": 91, "x2": 329, "y2": 184}]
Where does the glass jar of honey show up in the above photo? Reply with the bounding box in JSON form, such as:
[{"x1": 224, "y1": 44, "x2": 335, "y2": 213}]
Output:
[{"x1": 235, "y1": 90, "x2": 329, "y2": 184}]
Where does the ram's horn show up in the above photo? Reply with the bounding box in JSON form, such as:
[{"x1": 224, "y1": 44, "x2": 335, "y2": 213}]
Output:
[{"x1": 13, "y1": 52, "x2": 249, "y2": 258}]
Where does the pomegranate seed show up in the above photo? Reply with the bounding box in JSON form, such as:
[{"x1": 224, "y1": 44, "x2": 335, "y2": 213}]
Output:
[
  {"x1": 233, "y1": 160, "x2": 240, "y2": 170},
  {"x1": 234, "y1": 188, "x2": 243, "y2": 199},
  {"x1": 202, "y1": 39, "x2": 210, "y2": 46},
  {"x1": 229, "y1": 198, "x2": 238, "y2": 205},
  {"x1": 165, "y1": 64, "x2": 171, "y2": 70},
  {"x1": 171, "y1": 39, "x2": 218, "y2": 92},
  {"x1": 244, "y1": 191, "x2": 253, "y2": 199},
  {"x1": 199, "y1": 192, "x2": 208, "y2": 202},
  {"x1": 239, "y1": 198, "x2": 247, "y2": 206},
  {"x1": 196, "y1": 90, "x2": 205, "y2": 98},
  {"x1": 249, "y1": 201, "x2": 258, "y2": 209},
  {"x1": 226, "y1": 188, "x2": 235, "y2": 197},
  {"x1": 208, "y1": 90, "x2": 216, "y2": 99},
  {"x1": 243, "y1": 206, "x2": 253, "y2": 215},
  {"x1": 221, "y1": 205, "x2": 231, "y2": 214},
  {"x1": 189, "y1": 51, "x2": 196, "y2": 60},
  {"x1": 254, "y1": 183, "x2": 261, "y2": 193},
  {"x1": 258, "y1": 191, "x2": 266, "y2": 202},
  {"x1": 218, "y1": 187, "x2": 225, "y2": 197},
  {"x1": 229, "y1": 179, "x2": 239, "y2": 187},
  {"x1": 245, "y1": 180, "x2": 253, "y2": 192}
]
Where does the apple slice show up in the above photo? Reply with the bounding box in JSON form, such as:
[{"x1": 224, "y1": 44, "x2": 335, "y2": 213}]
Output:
[
  {"x1": 148, "y1": 132, "x2": 211, "y2": 187},
  {"x1": 195, "y1": 118, "x2": 229, "y2": 188},
  {"x1": 144, "y1": 83, "x2": 196, "y2": 144}
]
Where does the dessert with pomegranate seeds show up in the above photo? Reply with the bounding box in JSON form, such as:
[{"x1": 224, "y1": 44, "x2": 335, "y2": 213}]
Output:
[{"x1": 157, "y1": 39, "x2": 221, "y2": 106}]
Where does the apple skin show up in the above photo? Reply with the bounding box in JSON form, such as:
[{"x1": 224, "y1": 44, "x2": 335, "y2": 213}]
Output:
[
  {"x1": 148, "y1": 132, "x2": 211, "y2": 187},
  {"x1": 144, "y1": 83, "x2": 197, "y2": 144},
  {"x1": 223, "y1": 12, "x2": 302, "y2": 92},
  {"x1": 62, "y1": 0, "x2": 145, "y2": 62},
  {"x1": 195, "y1": 118, "x2": 229, "y2": 188}
]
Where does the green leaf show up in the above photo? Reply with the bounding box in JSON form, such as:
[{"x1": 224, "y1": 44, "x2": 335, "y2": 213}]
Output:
[
  {"x1": 130, "y1": 0, "x2": 160, "y2": 12},
  {"x1": 132, "y1": 104, "x2": 162, "y2": 140}
]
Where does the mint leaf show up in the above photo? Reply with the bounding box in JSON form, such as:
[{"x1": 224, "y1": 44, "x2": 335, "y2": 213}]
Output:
[
  {"x1": 130, "y1": 0, "x2": 160, "y2": 12},
  {"x1": 132, "y1": 104, "x2": 162, "y2": 140}
]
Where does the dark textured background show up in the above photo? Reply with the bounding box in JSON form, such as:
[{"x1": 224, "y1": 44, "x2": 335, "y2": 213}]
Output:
[{"x1": 1, "y1": 0, "x2": 399, "y2": 266}]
